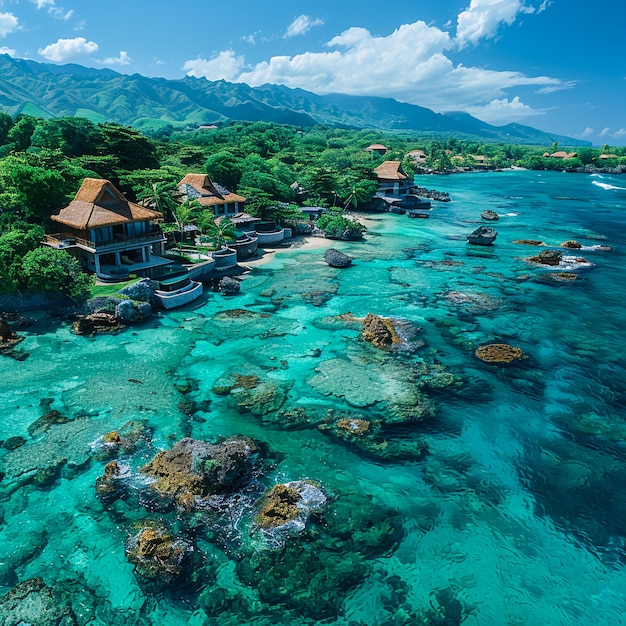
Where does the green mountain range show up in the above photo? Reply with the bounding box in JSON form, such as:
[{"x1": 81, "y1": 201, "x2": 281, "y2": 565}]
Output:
[{"x1": 0, "y1": 54, "x2": 589, "y2": 146}]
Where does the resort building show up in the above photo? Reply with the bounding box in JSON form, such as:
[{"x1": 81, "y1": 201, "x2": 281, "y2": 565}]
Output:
[
  {"x1": 543, "y1": 151, "x2": 578, "y2": 159},
  {"x1": 407, "y1": 149, "x2": 428, "y2": 164},
  {"x1": 367, "y1": 160, "x2": 431, "y2": 213},
  {"x1": 363, "y1": 144, "x2": 389, "y2": 157},
  {"x1": 44, "y1": 178, "x2": 170, "y2": 280},
  {"x1": 177, "y1": 174, "x2": 246, "y2": 217}
]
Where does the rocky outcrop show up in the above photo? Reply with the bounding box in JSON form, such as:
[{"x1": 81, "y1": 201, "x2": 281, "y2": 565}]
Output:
[
  {"x1": 527, "y1": 249, "x2": 562, "y2": 266},
  {"x1": 361, "y1": 313, "x2": 401, "y2": 349},
  {"x1": 140, "y1": 437, "x2": 258, "y2": 499},
  {"x1": 481, "y1": 210, "x2": 499, "y2": 221},
  {"x1": 413, "y1": 186, "x2": 451, "y2": 202},
  {"x1": 475, "y1": 343, "x2": 527, "y2": 363},
  {"x1": 561, "y1": 240, "x2": 582, "y2": 249},
  {"x1": 95, "y1": 460, "x2": 128, "y2": 505},
  {"x1": 467, "y1": 226, "x2": 497, "y2": 245},
  {"x1": 0, "y1": 317, "x2": 26, "y2": 360},
  {"x1": 72, "y1": 312, "x2": 125, "y2": 336},
  {"x1": 324, "y1": 248, "x2": 353, "y2": 268},
  {"x1": 255, "y1": 481, "x2": 327, "y2": 538},
  {"x1": 126, "y1": 523, "x2": 191, "y2": 583}
]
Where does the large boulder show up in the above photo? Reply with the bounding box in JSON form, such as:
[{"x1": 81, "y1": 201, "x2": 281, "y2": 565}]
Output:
[
  {"x1": 218, "y1": 276, "x2": 241, "y2": 294},
  {"x1": 324, "y1": 248, "x2": 353, "y2": 268},
  {"x1": 467, "y1": 226, "x2": 497, "y2": 245},
  {"x1": 118, "y1": 278, "x2": 158, "y2": 303},
  {"x1": 114, "y1": 299, "x2": 152, "y2": 322},
  {"x1": 481, "y1": 210, "x2": 499, "y2": 221},
  {"x1": 0, "y1": 318, "x2": 15, "y2": 341}
]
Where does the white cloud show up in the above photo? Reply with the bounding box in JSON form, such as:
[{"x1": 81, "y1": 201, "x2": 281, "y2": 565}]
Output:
[
  {"x1": 599, "y1": 127, "x2": 610, "y2": 137},
  {"x1": 0, "y1": 12, "x2": 18, "y2": 37},
  {"x1": 32, "y1": 0, "x2": 73, "y2": 21},
  {"x1": 466, "y1": 95, "x2": 542, "y2": 124},
  {"x1": 98, "y1": 51, "x2": 131, "y2": 66},
  {"x1": 536, "y1": 81, "x2": 576, "y2": 94},
  {"x1": 183, "y1": 50, "x2": 244, "y2": 82},
  {"x1": 38, "y1": 37, "x2": 99, "y2": 62},
  {"x1": 456, "y1": 0, "x2": 533, "y2": 48},
  {"x1": 182, "y1": 8, "x2": 566, "y2": 125},
  {"x1": 0, "y1": 45, "x2": 17, "y2": 56},
  {"x1": 284, "y1": 15, "x2": 324, "y2": 38},
  {"x1": 613, "y1": 128, "x2": 626, "y2": 138},
  {"x1": 581, "y1": 127, "x2": 594, "y2": 137}
]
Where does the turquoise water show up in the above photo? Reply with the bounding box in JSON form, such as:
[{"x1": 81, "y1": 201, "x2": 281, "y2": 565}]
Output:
[{"x1": 1, "y1": 170, "x2": 625, "y2": 624}]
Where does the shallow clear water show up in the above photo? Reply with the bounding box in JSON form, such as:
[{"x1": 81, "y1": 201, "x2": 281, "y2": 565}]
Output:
[{"x1": 1, "y1": 170, "x2": 626, "y2": 625}]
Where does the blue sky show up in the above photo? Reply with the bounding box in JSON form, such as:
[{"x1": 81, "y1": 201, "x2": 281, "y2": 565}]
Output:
[{"x1": 0, "y1": 0, "x2": 624, "y2": 144}]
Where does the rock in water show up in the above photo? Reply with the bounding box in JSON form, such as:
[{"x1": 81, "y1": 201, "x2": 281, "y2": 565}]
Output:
[
  {"x1": 475, "y1": 343, "x2": 526, "y2": 363},
  {"x1": 361, "y1": 313, "x2": 401, "y2": 349},
  {"x1": 481, "y1": 210, "x2": 499, "y2": 221},
  {"x1": 218, "y1": 277, "x2": 241, "y2": 294},
  {"x1": 324, "y1": 248, "x2": 353, "y2": 268},
  {"x1": 527, "y1": 249, "x2": 563, "y2": 266},
  {"x1": 467, "y1": 226, "x2": 498, "y2": 245}
]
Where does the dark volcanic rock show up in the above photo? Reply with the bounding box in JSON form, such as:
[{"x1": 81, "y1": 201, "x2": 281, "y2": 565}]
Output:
[
  {"x1": 527, "y1": 249, "x2": 563, "y2": 266},
  {"x1": 118, "y1": 278, "x2": 158, "y2": 303},
  {"x1": 324, "y1": 248, "x2": 353, "y2": 268},
  {"x1": 481, "y1": 210, "x2": 499, "y2": 221},
  {"x1": 467, "y1": 226, "x2": 497, "y2": 245}
]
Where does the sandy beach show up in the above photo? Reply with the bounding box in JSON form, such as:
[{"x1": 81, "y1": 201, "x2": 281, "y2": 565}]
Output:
[{"x1": 243, "y1": 235, "x2": 332, "y2": 267}]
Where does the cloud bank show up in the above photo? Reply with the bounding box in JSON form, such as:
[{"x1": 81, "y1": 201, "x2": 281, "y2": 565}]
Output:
[{"x1": 183, "y1": 2, "x2": 563, "y2": 124}]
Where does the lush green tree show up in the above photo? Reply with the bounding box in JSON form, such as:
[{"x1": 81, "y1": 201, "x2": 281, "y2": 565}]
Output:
[
  {"x1": 30, "y1": 117, "x2": 98, "y2": 157},
  {"x1": 135, "y1": 180, "x2": 178, "y2": 217},
  {"x1": 7, "y1": 115, "x2": 37, "y2": 151},
  {"x1": 0, "y1": 223, "x2": 45, "y2": 294},
  {"x1": 21, "y1": 247, "x2": 92, "y2": 300},
  {"x1": 316, "y1": 207, "x2": 365, "y2": 240},
  {"x1": 0, "y1": 112, "x2": 13, "y2": 146},
  {"x1": 0, "y1": 157, "x2": 67, "y2": 221},
  {"x1": 95, "y1": 123, "x2": 159, "y2": 170},
  {"x1": 204, "y1": 151, "x2": 245, "y2": 190}
]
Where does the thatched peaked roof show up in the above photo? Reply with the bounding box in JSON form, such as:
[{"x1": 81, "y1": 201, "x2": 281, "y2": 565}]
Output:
[
  {"x1": 51, "y1": 178, "x2": 162, "y2": 230},
  {"x1": 178, "y1": 173, "x2": 246, "y2": 207},
  {"x1": 374, "y1": 161, "x2": 407, "y2": 181}
]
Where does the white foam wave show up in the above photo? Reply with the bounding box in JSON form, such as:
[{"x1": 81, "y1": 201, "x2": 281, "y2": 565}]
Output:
[{"x1": 592, "y1": 181, "x2": 626, "y2": 191}]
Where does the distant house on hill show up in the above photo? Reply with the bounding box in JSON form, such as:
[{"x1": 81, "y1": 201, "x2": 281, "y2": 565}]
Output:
[
  {"x1": 407, "y1": 149, "x2": 427, "y2": 163},
  {"x1": 177, "y1": 174, "x2": 246, "y2": 217},
  {"x1": 364, "y1": 144, "x2": 389, "y2": 157},
  {"x1": 599, "y1": 153, "x2": 618, "y2": 160},
  {"x1": 44, "y1": 178, "x2": 169, "y2": 280},
  {"x1": 470, "y1": 155, "x2": 488, "y2": 166},
  {"x1": 544, "y1": 151, "x2": 578, "y2": 159}
]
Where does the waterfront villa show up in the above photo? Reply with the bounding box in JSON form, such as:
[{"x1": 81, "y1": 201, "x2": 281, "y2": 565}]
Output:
[
  {"x1": 177, "y1": 174, "x2": 246, "y2": 217},
  {"x1": 368, "y1": 161, "x2": 431, "y2": 213},
  {"x1": 543, "y1": 151, "x2": 578, "y2": 159},
  {"x1": 44, "y1": 178, "x2": 171, "y2": 281}
]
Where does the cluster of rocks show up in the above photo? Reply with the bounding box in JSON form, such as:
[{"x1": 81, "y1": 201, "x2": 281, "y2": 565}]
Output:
[
  {"x1": 0, "y1": 317, "x2": 27, "y2": 360},
  {"x1": 413, "y1": 186, "x2": 451, "y2": 202},
  {"x1": 73, "y1": 278, "x2": 157, "y2": 336}
]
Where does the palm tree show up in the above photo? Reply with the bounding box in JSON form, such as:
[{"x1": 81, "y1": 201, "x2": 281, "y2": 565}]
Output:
[
  {"x1": 138, "y1": 181, "x2": 177, "y2": 219},
  {"x1": 202, "y1": 217, "x2": 236, "y2": 251},
  {"x1": 171, "y1": 199, "x2": 202, "y2": 247}
]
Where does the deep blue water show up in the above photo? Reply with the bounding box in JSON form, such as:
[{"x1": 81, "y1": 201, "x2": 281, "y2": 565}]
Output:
[{"x1": 1, "y1": 170, "x2": 625, "y2": 625}]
